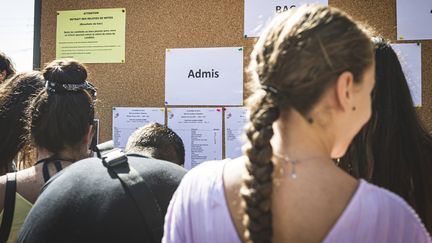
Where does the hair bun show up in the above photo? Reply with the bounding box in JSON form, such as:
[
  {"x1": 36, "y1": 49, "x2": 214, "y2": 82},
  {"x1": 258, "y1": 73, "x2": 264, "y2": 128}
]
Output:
[{"x1": 42, "y1": 59, "x2": 88, "y2": 85}]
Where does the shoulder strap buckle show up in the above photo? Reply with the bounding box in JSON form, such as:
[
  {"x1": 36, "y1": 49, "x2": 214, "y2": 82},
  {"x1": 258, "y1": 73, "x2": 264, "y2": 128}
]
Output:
[{"x1": 103, "y1": 149, "x2": 128, "y2": 167}]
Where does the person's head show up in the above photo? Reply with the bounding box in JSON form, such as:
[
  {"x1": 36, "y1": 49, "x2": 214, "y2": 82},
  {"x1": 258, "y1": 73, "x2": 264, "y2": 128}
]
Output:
[
  {"x1": 241, "y1": 5, "x2": 374, "y2": 242},
  {"x1": 125, "y1": 123, "x2": 185, "y2": 166},
  {"x1": 0, "y1": 72, "x2": 45, "y2": 174},
  {"x1": 26, "y1": 59, "x2": 97, "y2": 161},
  {"x1": 0, "y1": 52, "x2": 16, "y2": 82},
  {"x1": 340, "y1": 37, "x2": 432, "y2": 232}
]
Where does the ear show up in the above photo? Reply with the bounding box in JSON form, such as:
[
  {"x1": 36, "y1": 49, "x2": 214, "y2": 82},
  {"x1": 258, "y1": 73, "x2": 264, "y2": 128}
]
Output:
[
  {"x1": 83, "y1": 125, "x2": 94, "y2": 145},
  {"x1": 335, "y1": 71, "x2": 354, "y2": 112}
]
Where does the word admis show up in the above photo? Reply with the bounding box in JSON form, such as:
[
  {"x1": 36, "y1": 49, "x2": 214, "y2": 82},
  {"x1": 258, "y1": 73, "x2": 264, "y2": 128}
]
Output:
[
  {"x1": 276, "y1": 5, "x2": 296, "y2": 13},
  {"x1": 188, "y1": 69, "x2": 220, "y2": 78}
]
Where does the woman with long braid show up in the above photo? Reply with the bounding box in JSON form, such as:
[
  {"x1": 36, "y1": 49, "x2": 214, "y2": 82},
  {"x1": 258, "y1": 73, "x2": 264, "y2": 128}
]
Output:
[{"x1": 163, "y1": 5, "x2": 431, "y2": 243}]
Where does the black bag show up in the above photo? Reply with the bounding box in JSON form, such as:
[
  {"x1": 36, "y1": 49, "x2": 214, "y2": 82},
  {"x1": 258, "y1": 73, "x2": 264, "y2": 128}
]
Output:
[{"x1": 0, "y1": 173, "x2": 17, "y2": 243}]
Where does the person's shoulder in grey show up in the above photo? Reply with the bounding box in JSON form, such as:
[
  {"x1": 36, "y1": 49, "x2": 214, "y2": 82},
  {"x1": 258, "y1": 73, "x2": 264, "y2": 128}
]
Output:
[
  {"x1": 17, "y1": 151, "x2": 186, "y2": 243},
  {"x1": 125, "y1": 122, "x2": 185, "y2": 166}
]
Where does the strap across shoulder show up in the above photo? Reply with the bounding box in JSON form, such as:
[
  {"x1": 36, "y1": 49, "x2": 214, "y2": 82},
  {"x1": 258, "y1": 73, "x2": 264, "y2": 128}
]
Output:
[{"x1": 0, "y1": 172, "x2": 17, "y2": 242}]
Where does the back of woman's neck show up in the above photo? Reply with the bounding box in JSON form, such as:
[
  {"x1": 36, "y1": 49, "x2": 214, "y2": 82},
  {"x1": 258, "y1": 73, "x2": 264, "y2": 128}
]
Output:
[
  {"x1": 272, "y1": 112, "x2": 333, "y2": 163},
  {"x1": 36, "y1": 147, "x2": 85, "y2": 162}
]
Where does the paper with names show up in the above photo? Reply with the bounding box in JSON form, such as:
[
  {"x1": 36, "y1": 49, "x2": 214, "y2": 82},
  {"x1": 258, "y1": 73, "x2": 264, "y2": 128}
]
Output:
[
  {"x1": 244, "y1": 0, "x2": 328, "y2": 38},
  {"x1": 168, "y1": 108, "x2": 222, "y2": 170},
  {"x1": 391, "y1": 43, "x2": 422, "y2": 106},
  {"x1": 397, "y1": 0, "x2": 432, "y2": 40},
  {"x1": 112, "y1": 107, "x2": 165, "y2": 149},
  {"x1": 165, "y1": 47, "x2": 243, "y2": 106},
  {"x1": 225, "y1": 107, "x2": 248, "y2": 159}
]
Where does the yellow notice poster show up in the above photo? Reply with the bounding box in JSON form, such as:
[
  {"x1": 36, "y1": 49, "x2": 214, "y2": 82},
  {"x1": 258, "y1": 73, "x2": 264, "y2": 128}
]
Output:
[{"x1": 56, "y1": 8, "x2": 126, "y2": 63}]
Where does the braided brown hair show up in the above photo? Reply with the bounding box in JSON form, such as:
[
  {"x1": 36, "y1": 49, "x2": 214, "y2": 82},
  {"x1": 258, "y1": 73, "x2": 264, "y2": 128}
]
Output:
[{"x1": 241, "y1": 5, "x2": 374, "y2": 243}]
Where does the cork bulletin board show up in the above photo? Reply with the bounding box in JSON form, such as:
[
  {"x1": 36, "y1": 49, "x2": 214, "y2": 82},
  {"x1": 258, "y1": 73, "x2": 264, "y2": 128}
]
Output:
[{"x1": 40, "y1": 0, "x2": 432, "y2": 143}]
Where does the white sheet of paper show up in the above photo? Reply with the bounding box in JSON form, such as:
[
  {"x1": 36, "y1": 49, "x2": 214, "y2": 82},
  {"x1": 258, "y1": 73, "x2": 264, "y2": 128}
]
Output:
[
  {"x1": 112, "y1": 107, "x2": 165, "y2": 149},
  {"x1": 0, "y1": 0, "x2": 35, "y2": 71},
  {"x1": 225, "y1": 107, "x2": 248, "y2": 159},
  {"x1": 397, "y1": 0, "x2": 432, "y2": 40},
  {"x1": 167, "y1": 108, "x2": 223, "y2": 170},
  {"x1": 244, "y1": 0, "x2": 328, "y2": 38},
  {"x1": 165, "y1": 47, "x2": 243, "y2": 106},
  {"x1": 391, "y1": 43, "x2": 422, "y2": 106}
]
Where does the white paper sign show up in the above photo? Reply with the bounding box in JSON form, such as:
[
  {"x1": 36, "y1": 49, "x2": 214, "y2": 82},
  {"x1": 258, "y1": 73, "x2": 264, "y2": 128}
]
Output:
[
  {"x1": 397, "y1": 0, "x2": 432, "y2": 40},
  {"x1": 165, "y1": 47, "x2": 243, "y2": 106},
  {"x1": 112, "y1": 107, "x2": 165, "y2": 149},
  {"x1": 244, "y1": 0, "x2": 328, "y2": 38},
  {"x1": 391, "y1": 43, "x2": 422, "y2": 107},
  {"x1": 225, "y1": 107, "x2": 248, "y2": 159},
  {"x1": 0, "y1": 0, "x2": 35, "y2": 71},
  {"x1": 167, "y1": 108, "x2": 223, "y2": 170}
]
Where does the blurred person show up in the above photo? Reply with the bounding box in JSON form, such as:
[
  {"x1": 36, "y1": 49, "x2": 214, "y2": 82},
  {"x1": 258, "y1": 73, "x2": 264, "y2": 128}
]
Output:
[
  {"x1": 340, "y1": 37, "x2": 432, "y2": 233},
  {"x1": 0, "y1": 52, "x2": 16, "y2": 83},
  {"x1": 125, "y1": 122, "x2": 185, "y2": 166},
  {"x1": 17, "y1": 144, "x2": 186, "y2": 242},
  {"x1": 0, "y1": 72, "x2": 44, "y2": 176}
]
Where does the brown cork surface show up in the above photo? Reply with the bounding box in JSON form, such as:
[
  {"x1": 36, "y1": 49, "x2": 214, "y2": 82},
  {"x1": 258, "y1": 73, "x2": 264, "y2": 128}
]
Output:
[{"x1": 41, "y1": 0, "x2": 432, "y2": 142}]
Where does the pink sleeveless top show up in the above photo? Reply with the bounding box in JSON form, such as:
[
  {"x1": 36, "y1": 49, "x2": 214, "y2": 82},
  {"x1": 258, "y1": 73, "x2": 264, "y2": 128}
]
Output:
[{"x1": 163, "y1": 160, "x2": 431, "y2": 243}]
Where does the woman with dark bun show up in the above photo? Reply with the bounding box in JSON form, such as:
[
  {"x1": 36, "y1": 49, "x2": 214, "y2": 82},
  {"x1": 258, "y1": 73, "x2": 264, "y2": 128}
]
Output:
[
  {"x1": 340, "y1": 37, "x2": 432, "y2": 233},
  {"x1": 163, "y1": 5, "x2": 431, "y2": 243},
  {"x1": 0, "y1": 59, "x2": 97, "y2": 242}
]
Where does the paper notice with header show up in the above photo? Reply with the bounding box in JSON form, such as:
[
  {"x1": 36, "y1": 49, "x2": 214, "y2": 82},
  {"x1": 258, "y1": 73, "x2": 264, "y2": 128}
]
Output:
[
  {"x1": 167, "y1": 108, "x2": 223, "y2": 170},
  {"x1": 391, "y1": 43, "x2": 422, "y2": 106},
  {"x1": 112, "y1": 107, "x2": 165, "y2": 149},
  {"x1": 56, "y1": 8, "x2": 126, "y2": 63},
  {"x1": 244, "y1": 0, "x2": 328, "y2": 38},
  {"x1": 165, "y1": 47, "x2": 243, "y2": 106},
  {"x1": 225, "y1": 107, "x2": 248, "y2": 159},
  {"x1": 397, "y1": 0, "x2": 432, "y2": 40}
]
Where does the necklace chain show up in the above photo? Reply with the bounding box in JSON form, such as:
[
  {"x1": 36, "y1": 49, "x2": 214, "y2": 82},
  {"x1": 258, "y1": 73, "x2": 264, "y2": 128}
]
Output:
[{"x1": 273, "y1": 152, "x2": 333, "y2": 180}]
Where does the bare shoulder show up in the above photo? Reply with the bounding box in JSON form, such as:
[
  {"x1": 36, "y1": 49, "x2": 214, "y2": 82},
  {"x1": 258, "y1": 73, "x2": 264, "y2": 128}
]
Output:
[{"x1": 15, "y1": 166, "x2": 43, "y2": 203}]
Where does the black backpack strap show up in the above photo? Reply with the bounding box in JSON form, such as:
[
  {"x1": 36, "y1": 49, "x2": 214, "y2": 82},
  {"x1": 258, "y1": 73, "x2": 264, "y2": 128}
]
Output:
[
  {"x1": 0, "y1": 173, "x2": 17, "y2": 243},
  {"x1": 53, "y1": 160, "x2": 63, "y2": 172},
  {"x1": 103, "y1": 149, "x2": 164, "y2": 243},
  {"x1": 42, "y1": 162, "x2": 50, "y2": 183}
]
